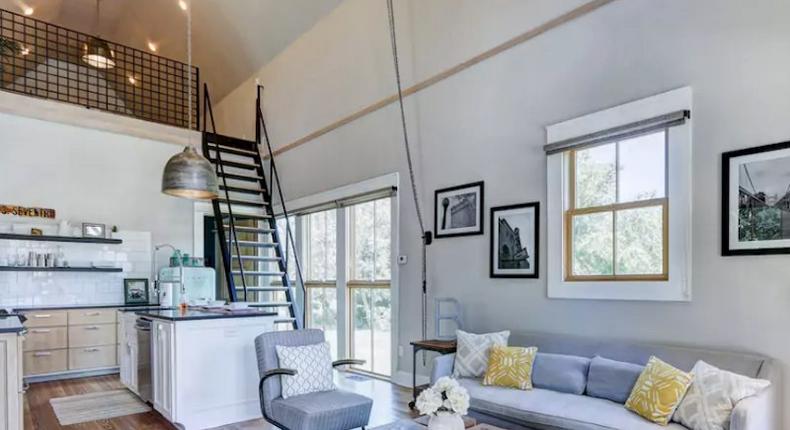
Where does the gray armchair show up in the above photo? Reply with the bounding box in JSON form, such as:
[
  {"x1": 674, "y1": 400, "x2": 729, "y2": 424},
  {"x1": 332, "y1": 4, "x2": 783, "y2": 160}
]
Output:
[{"x1": 255, "y1": 329, "x2": 373, "y2": 430}]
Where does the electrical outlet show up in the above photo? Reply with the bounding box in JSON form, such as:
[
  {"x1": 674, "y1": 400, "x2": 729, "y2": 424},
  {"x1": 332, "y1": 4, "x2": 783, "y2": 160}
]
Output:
[{"x1": 398, "y1": 255, "x2": 408, "y2": 265}]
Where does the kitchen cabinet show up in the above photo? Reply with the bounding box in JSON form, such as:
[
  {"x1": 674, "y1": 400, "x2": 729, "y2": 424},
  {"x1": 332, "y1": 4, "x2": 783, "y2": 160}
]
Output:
[
  {"x1": 0, "y1": 331, "x2": 23, "y2": 430},
  {"x1": 118, "y1": 311, "x2": 139, "y2": 394}
]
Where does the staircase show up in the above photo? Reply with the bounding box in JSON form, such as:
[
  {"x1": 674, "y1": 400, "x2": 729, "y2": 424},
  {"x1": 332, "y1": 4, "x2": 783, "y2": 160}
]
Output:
[{"x1": 201, "y1": 84, "x2": 304, "y2": 330}]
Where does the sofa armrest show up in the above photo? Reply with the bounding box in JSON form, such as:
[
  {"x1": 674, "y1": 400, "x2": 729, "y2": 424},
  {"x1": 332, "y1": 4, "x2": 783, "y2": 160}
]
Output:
[
  {"x1": 730, "y1": 360, "x2": 779, "y2": 430},
  {"x1": 430, "y1": 353, "x2": 455, "y2": 384}
]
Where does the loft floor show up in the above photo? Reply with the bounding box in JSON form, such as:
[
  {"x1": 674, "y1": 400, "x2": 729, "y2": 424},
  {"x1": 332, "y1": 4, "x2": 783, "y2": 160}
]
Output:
[{"x1": 24, "y1": 373, "x2": 414, "y2": 429}]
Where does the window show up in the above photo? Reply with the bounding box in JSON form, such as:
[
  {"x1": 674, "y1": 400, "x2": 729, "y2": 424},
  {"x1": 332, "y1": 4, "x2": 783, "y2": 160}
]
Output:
[
  {"x1": 302, "y1": 209, "x2": 337, "y2": 358},
  {"x1": 348, "y1": 198, "x2": 392, "y2": 376},
  {"x1": 566, "y1": 131, "x2": 667, "y2": 281},
  {"x1": 546, "y1": 87, "x2": 692, "y2": 301}
]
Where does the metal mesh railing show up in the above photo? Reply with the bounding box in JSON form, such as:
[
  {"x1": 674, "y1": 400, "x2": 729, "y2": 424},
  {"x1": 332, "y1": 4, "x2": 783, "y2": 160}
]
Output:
[{"x1": 0, "y1": 8, "x2": 198, "y2": 130}]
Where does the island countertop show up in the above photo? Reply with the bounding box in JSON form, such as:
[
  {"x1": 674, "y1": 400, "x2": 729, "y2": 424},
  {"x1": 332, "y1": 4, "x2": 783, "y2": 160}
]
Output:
[
  {"x1": 0, "y1": 316, "x2": 24, "y2": 333},
  {"x1": 136, "y1": 308, "x2": 278, "y2": 321}
]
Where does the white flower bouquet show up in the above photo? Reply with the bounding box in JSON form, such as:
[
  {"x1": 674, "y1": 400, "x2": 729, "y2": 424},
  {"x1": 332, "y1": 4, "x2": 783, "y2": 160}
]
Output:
[{"x1": 416, "y1": 376, "x2": 470, "y2": 416}]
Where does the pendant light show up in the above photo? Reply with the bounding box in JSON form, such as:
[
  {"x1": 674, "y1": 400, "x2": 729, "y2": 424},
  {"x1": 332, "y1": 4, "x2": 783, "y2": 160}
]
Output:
[
  {"x1": 161, "y1": 0, "x2": 219, "y2": 200},
  {"x1": 82, "y1": 0, "x2": 115, "y2": 69}
]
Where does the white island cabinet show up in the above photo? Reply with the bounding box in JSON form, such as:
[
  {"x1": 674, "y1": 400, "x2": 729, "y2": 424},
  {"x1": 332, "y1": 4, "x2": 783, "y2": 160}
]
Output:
[
  {"x1": 141, "y1": 309, "x2": 277, "y2": 430},
  {"x1": 0, "y1": 318, "x2": 24, "y2": 430}
]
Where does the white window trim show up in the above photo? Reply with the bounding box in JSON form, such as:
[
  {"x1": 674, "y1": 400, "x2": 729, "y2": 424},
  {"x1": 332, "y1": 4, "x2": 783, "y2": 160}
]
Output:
[{"x1": 546, "y1": 87, "x2": 693, "y2": 301}]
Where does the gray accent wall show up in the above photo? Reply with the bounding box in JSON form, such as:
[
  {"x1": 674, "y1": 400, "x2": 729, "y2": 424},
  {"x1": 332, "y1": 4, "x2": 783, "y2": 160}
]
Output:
[{"x1": 215, "y1": 1, "x2": 790, "y2": 427}]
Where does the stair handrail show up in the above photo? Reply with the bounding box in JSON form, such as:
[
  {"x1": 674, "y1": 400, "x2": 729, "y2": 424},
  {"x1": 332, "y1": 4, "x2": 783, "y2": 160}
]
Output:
[
  {"x1": 203, "y1": 83, "x2": 249, "y2": 301},
  {"x1": 256, "y1": 84, "x2": 307, "y2": 328}
]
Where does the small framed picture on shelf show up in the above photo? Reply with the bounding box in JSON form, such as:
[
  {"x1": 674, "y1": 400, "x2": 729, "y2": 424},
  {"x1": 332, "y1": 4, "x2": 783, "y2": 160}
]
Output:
[
  {"x1": 490, "y1": 202, "x2": 539, "y2": 278},
  {"x1": 82, "y1": 223, "x2": 106, "y2": 239},
  {"x1": 434, "y1": 181, "x2": 485, "y2": 238},
  {"x1": 124, "y1": 279, "x2": 149, "y2": 305}
]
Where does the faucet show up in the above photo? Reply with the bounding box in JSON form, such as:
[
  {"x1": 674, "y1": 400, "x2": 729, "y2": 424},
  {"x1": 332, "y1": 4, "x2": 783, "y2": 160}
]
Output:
[{"x1": 154, "y1": 244, "x2": 184, "y2": 306}]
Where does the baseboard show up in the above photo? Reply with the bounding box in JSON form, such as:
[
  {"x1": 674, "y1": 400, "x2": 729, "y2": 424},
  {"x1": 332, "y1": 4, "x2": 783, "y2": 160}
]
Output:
[
  {"x1": 392, "y1": 370, "x2": 429, "y2": 388},
  {"x1": 24, "y1": 367, "x2": 119, "y2": 384}
]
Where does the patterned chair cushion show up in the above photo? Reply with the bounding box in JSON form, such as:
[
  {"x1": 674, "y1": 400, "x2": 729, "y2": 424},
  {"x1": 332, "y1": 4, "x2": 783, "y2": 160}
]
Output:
[
  {"x1": 271, "y1": 389, "x2": 372, "y2": 430},
  {"x1": 453, "y1": 330, "x2": 510, "y2": 378},
  {"x1": 276, "y1": 342, "x2": 336, "y2": 398},
  {"x1": 673, "y1": 360, "x2": 770, "y2": 430}
]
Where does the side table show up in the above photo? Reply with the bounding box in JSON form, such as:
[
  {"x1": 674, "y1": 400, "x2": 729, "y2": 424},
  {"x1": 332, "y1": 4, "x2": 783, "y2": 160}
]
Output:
[{"x1": 408, "y1": 339, "x2": 457, "y2": 409}]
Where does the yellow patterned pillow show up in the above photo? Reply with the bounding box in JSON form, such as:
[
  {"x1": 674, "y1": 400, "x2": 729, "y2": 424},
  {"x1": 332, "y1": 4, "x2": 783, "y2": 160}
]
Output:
[
  {"x1": 625, "y1": 356, "x2": 693, "y2": 425},
  {"x1": 482, "y1": 345, "x2": 537, "y2": 390}
]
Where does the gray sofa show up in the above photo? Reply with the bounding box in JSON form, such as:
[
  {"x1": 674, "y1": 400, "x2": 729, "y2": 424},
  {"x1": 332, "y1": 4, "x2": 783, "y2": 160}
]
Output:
[{"x1": 431, "y1": 331, "x2": 777, "y2": 430}]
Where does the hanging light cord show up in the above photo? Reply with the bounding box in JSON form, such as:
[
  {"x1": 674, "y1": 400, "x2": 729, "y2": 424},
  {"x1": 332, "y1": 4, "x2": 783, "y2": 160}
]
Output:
[{"x1": 386, "y1": 0, "x2": 429, "y2": 345}]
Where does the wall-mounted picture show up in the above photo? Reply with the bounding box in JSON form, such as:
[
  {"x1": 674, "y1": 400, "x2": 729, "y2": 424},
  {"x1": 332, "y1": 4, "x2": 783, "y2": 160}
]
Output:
[
  {"x1": 434, "y1": 181, "x2": 484, "y2": 238},
  {"x1": 82, "y1": 222, "x2": 106, "y2": 239},
  {"x1": 124, "y1": 278, "x2": 149, "y2": 305},
  {"x1": 722, "y1": 140, "x2": 790, "y2": 255},
  {"x1": 490, "y1": 202, "x2": 539, "y2": 278}
]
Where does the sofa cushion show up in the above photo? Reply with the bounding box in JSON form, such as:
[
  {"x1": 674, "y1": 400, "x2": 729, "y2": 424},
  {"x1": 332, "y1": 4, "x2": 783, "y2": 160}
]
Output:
[
  {"x1": 531, "y1": 352, "x2": 590, "y2": 395},
  {"x1": 625, "y1": 356, "x2": 693, "y2": 425},
  {"x1": 459, "y1": 378, "x2": 688, "y2": 430},
  {"x1": 453, "y1": 330, "x2": 510, "y2": 378},
  {"x1": 483, "y1": 345, "x2": 538, "y2": 390},
  {"x1": 587, "y1": 355, "x2": 645, "y2": 403}
]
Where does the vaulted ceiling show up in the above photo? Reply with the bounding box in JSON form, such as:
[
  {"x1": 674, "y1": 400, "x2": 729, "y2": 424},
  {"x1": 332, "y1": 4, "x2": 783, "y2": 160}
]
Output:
[{"x1": 0, "y1": 0, "x2": 343, "y2": 102}]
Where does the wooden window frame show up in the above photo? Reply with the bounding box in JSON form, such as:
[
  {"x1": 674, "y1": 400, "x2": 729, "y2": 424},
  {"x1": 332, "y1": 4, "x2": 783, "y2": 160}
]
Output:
[{"x1": 564, "y1": 134, "x2": 669, "y2": 282}]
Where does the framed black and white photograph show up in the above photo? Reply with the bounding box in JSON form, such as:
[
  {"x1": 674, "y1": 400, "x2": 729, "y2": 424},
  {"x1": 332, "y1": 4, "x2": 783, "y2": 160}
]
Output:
[
  {"x1": 124, "y1": 278, "x2": 149, "y2": 305},
  {"x1": 723, "y1": 140, "x2": 790, "y2": 256},
  {"x1": 82, "y1": 222, "x2": 106, "y2": 238},
  {"x1": 434, "y1": 181, "x2": 484, "y2": 238},
  {"x1": 490, "y1": 202, "x2": 539, "y2": 278}
]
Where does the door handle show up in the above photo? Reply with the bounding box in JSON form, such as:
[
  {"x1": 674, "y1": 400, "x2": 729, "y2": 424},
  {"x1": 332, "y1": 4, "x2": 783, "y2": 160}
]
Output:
[
  {"x1": 33, "y1": 314, "x2": 51, "y2": 318},
  {"x1": 85, "y1": 312, "x2": 101, "y2": 316},
  {"x1": 84, "y1": 326, "x2": 100, "y2": 330}
]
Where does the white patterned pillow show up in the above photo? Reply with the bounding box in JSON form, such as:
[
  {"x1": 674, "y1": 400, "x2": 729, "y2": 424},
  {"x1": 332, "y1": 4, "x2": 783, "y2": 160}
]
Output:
[
  {"x1": 453, "y1": 330, "x2": 510, "y2": 378},
  {"x1": 673, "y1": 360, "x2": 771, "y2": 430},
  {"x1": 275, "y1": 342, "x2": 336, "y2": 399}
]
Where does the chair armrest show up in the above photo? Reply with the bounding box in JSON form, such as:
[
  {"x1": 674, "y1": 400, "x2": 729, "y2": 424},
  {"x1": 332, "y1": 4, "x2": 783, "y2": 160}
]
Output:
[
  {"x1": 430, "y1": 353, "x2": 455, "y2": 384},
  {"x1": 332, "y1": 359, "x2": 366, "y2": 368},
  {"x1": 259, "y1": 368, "x2": 297, "y2": 390}
]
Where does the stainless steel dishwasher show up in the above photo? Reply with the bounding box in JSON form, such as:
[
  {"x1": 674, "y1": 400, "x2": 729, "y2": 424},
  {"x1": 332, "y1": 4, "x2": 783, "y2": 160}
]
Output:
[{"x1": 135, "y1": 317, "x2": 153, "y2": 403}]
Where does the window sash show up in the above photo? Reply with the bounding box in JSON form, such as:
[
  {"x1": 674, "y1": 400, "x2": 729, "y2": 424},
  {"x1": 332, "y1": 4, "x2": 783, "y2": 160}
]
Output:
[
  {"x1": 565, "y1": 141, "x2": 669, "y2": 281},
  {"x1": 348, "y1": 198, "x2": 392, "y2": 282}
]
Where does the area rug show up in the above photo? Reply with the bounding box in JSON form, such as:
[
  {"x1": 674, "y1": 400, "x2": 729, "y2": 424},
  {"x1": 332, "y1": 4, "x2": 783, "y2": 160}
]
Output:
[{"x1": 50, "y1": 389, "x2": 151, "y2": 425}]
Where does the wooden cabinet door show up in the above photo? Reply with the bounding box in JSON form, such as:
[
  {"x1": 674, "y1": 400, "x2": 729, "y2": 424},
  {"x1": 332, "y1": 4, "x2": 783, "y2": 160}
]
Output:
[{"x1": 152, "y1": 321, "x2": 174, "y2": 421}]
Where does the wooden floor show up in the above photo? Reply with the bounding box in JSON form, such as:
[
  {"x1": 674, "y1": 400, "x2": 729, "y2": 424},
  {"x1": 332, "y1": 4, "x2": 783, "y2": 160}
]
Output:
[{"x1": 24, "y1": 373, "x2": 415, "y2": 430}]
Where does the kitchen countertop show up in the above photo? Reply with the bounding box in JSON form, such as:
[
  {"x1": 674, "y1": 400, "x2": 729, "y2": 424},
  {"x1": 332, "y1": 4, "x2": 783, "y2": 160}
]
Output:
[
  {"x1": 0, "y1": 316, "x2": 24, "y2": 333},
  {"x1": 11, "y1": 303, "x2": 162, "y2": 312},
  {"x1": 136, "y1": 308, "x2": 278, "y2": 321}
]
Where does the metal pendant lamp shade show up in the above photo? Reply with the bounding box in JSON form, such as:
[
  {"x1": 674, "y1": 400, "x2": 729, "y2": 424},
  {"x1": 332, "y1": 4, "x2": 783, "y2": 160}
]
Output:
[
  {"x1": 161, "y1": 147, "x2": 218, "y2": 200},
  {"x1": 82, "y1": 36, "x2": 115, "y2": 69}
]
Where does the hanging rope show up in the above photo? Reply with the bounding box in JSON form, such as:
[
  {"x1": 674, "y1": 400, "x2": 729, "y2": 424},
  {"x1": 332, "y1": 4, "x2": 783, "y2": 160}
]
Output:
[{"x1": 386, "y1": 0, "x2": 430, "y2": 345}]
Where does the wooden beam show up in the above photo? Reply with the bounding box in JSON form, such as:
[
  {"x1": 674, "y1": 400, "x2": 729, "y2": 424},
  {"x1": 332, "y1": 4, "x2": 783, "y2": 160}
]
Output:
[{"x1": 268, "y1": 0, "x2": 617, "y2": 158}]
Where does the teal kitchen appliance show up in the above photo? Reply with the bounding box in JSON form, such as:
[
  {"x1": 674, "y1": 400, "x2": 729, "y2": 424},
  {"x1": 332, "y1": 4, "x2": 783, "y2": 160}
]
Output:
[{"x1": 157, "y1": 266, "x2": 216, "y2": 306}]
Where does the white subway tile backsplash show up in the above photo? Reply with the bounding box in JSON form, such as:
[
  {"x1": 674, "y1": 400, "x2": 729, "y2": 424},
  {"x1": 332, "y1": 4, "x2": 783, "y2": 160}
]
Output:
[{"x1": 0, "y1": 228, "x2": 152, "y2": 308}]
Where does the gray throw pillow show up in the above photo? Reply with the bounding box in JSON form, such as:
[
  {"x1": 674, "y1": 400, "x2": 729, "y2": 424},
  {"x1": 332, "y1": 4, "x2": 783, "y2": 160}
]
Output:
[
  {"x1": 531, "y1": 353, "x2": 591, "y2": 395},
  {"x1": 586, "y1": 355, "x2": 645, "y2": 403},
  {"x1": 276, "y1": 342, "x2": 336, "y2": 399}
]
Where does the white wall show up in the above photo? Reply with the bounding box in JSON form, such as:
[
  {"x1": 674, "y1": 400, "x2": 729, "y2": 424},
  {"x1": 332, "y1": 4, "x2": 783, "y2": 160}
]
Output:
[
  {"x1": 0, "y1": 106, "x2": 195, "y2": 299},
  {"x1": 214, "y1": 0, "x2": 790, "y2": 426}
]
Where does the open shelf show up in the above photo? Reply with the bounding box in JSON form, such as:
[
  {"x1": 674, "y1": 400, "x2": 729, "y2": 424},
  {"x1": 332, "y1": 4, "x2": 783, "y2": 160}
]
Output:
[
  {"x1": 0, "y1": 266, "x2": 122, "y2": 273},
  {"x1": 0, "y1": 233, "x2": 122, "y2": 245}
]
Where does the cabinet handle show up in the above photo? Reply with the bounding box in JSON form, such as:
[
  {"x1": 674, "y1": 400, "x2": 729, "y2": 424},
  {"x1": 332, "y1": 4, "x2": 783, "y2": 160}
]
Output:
[
  {"x1": 31, "y1": 329, "x2": 51, "y2": 333},
  {"x1": 85, "y1": 312, "x2": 101, "y2": 316},
  {"x1": 84, "y1": 348, "x2": 100, "y2": 352},
  {"x1": 33, "y1": 352, "x2": 52, "y2": 357},
  {"x1": 33, "y1": 314, "x2": 51, "y2": 318},
  {"x1": 84, "y1": 326, "x2": 100, "y2": 331}
]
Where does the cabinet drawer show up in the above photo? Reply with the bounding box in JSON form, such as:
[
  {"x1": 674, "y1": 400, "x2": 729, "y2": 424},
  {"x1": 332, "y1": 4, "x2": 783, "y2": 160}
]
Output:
[
  {"x1": 23, "y1": 310, "x2": 68, "y2": 328},
  {"x1": 69, "y1": 345, "x2": 117, "y2": 370},
  {"x1": 24, "y1": 349, "x2": 68, "y2": 376},
  {"x1": 68, "y1": 324, "x2": 116, "y2": 347},
  {"x1": 68, "y1": 309, "x2": 116, "y2": 325},
  {"x1": 23, "y1": 326, "x2": 68, "y2": 351}
]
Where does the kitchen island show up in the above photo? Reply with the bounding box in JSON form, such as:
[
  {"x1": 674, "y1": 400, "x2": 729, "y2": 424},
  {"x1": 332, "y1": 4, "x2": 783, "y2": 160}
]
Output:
[
  {"x1": 123, "y1": 308, "x2": 278, "y2": 430},
  {"x1": 0, "y1": 315, "x2": 24, "y2": 430}
]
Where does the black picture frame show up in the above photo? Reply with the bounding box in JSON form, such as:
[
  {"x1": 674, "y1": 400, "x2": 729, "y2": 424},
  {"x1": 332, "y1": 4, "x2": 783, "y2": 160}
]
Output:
[
  {"x1": 124, "y1": 278, "x2": 150, "y2": 305},
  {"x1": 722, "y1": 140, "x2": 790, "y2": 256},
  {"x1": 434, "y1": 181, "x2": 485, "y2": 239},
  {"x1": 490, "y1": 202, "x2": 540, "y2": 278}
]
